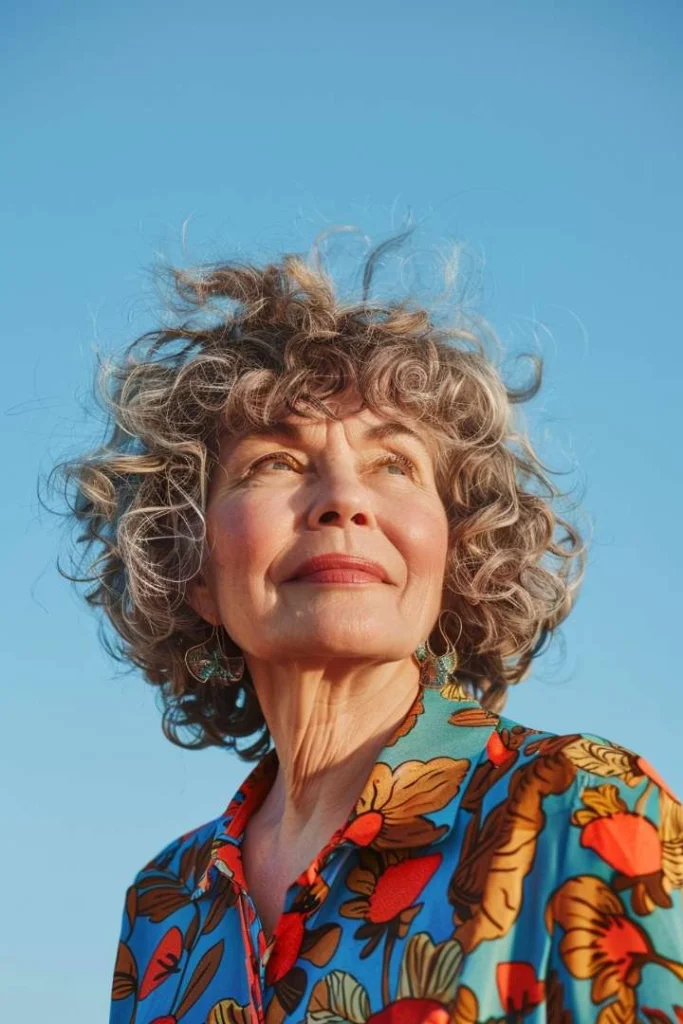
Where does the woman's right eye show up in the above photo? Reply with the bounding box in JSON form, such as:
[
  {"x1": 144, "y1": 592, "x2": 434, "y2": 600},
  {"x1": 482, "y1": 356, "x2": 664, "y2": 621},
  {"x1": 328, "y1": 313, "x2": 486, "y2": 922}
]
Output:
[{"x1": 248, "y1": 453, "x2": 297, "y2": 474}]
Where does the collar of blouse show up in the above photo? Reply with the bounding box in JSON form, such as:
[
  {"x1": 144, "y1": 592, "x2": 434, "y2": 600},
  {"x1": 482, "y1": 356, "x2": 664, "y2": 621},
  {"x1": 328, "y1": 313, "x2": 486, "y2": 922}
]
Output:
[{"x1": 190, "y1": 680, "x2": 506, "y2": 902}]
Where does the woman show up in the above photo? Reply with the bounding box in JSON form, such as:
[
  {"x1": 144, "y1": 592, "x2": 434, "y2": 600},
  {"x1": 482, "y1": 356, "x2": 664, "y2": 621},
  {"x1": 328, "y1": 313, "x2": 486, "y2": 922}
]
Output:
[{"x1": 58, "y1": 235, "x2": 682, "y2": 1023}]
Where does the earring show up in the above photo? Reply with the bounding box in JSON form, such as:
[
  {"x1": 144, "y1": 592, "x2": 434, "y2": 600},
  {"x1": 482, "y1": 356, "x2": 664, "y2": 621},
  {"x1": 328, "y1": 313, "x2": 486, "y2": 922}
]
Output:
[
  {"x1": 184, "y1": 626, "x2": 245, "y2": 685},
  {"x1": 414, "y1": 639, "x2": 459, "y2": 690}
]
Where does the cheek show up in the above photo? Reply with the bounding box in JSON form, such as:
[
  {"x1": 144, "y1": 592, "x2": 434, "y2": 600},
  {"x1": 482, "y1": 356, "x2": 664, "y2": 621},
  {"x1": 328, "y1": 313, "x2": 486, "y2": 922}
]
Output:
[
  {"x1": 394, "y1": 501, "x2": 449, "y2": 576},
  {"x1": 206, "y1": 493, "x2": 292, "y2": 580}
]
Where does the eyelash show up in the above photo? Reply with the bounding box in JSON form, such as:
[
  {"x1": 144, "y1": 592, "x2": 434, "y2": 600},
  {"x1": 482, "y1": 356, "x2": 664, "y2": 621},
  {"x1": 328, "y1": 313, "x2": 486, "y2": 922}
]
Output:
[{"x1": 246, "y1": 451, "x2": 417, "y2": 478}]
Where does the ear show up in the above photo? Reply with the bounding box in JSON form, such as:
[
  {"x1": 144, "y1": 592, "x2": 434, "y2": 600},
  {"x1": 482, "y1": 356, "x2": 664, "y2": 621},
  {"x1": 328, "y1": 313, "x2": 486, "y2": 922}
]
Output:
[{"x1": 185, "y1": 574, "x2": 221, "y2": 626}]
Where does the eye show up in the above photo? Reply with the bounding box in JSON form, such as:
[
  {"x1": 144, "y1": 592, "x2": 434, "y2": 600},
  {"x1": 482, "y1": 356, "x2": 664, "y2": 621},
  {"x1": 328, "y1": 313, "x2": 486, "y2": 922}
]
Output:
[
  {"x1": 376, "y1": 452, "x2": 416, "y2": 477},
  {"x1": 247, "y1": 452, "x2": 299, "y2": 474}
]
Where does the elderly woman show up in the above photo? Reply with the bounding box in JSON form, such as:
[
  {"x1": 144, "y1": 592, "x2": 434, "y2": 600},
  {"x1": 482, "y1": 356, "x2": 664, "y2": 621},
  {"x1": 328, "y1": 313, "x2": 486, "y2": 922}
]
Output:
[{"x1": 60, "y1": 237, "x2": 682, "y2": 1023}]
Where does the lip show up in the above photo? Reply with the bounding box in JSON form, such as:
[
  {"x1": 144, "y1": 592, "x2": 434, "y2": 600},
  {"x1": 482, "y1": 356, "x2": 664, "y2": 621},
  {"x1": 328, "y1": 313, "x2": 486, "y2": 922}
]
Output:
[{"x1": 285, "y1": 554, "x2": 389, "y2": 583}]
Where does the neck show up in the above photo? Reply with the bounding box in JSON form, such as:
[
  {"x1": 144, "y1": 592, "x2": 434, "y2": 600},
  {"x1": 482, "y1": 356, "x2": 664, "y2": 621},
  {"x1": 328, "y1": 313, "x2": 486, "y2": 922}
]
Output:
[{"x1": 245, "y1": 657, "x2": 422, "y2": 846}]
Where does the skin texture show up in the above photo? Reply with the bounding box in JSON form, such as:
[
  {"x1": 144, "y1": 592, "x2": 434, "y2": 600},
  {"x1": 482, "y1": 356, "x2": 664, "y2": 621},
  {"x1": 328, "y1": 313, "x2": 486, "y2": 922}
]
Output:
[{"x1": 187, "y1": 390, "x2": 449, "y2": 918}]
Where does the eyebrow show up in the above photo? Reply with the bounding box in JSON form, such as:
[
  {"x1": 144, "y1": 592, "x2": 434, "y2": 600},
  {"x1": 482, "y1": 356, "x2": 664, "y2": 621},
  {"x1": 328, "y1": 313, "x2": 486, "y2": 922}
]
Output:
[{"x1": 231, "y1": 419, "x2": 433, "y2": 455}]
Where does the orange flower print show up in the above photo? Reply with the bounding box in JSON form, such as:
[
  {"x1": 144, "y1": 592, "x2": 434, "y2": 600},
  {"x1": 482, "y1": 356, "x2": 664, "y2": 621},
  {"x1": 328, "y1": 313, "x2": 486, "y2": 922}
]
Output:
[
  {"x1": 138, "y1": 925, "x2": 183, "y2": 999},
  {"x1": 342, "y1": 850, "x2": 442, "y2": 930},
  {"x1": 265, "y1": 910, "x2": 306, "y2": 984},
  {"x1": 349, "y1": 757, "x2": 470, "y2": 851},
  {"x1": 367, "y1": 998, "x2": 449, "y2": 1024},
  {"x1": 496, "y1": 961, "x2": 546, "y2": 1015},
  {"x1": 486, "y1": 730, "x2": 516, "y2": 770},
  {"x1": 545, "y1": 875, "x2": 683, "y2": 1015},
  {"x1": 572, "y1": 783, "x2": 672, "y2": 914},
  {"x1": 341, "y1": 849, "x2": 442, "y2": 1004},
  {"x1": 258, "y1": 897, "x2": 340, "y2": 1016}
]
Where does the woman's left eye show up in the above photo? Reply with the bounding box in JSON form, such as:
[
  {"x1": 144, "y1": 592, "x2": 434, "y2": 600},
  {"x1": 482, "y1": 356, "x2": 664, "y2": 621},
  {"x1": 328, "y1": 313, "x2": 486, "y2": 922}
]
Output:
[{"x1": 378, "y1": 453, "x2": 416, "y2": 476}]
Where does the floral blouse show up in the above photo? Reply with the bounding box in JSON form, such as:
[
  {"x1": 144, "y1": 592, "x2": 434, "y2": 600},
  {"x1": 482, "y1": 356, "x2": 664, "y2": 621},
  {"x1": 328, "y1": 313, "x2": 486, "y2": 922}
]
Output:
[{"x1": 109, "y1": 678, "x2": 683, "y2": 1023}]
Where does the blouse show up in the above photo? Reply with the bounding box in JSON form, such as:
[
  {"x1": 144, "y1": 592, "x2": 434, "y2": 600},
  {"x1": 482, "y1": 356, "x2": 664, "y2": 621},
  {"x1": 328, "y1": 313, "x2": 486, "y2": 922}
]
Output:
[{"x1": 109, "y1": 679, "x2": 683, "y2": 1023}]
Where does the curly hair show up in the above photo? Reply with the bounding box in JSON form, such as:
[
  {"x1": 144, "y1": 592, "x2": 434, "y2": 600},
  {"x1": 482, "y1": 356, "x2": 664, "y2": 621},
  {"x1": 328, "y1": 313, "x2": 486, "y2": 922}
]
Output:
[{"x1": 51, "y1": 229, "x2": 587, "y2": 762}]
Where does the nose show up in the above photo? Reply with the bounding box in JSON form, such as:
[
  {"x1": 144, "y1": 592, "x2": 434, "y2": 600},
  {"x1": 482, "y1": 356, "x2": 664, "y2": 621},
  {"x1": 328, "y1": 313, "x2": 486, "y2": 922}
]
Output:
[{"x1": 306, "y1": 463, "x2": 378, "y2": 530}]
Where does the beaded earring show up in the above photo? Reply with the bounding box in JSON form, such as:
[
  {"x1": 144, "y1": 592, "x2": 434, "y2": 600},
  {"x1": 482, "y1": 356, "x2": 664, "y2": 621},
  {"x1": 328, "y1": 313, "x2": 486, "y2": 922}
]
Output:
[
  {"x1": 184, "y1": 626, "x2": 245, "y2": 685},
  {"x1": 414, "y1": 639, "x2": 459, "y2": 690}
]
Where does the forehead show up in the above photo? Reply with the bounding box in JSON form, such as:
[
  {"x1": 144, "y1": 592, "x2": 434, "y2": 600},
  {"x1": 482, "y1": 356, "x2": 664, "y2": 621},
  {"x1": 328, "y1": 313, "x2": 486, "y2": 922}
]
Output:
[{"x1": 221, "y1": 399, "x2": 437, "y2": 458}]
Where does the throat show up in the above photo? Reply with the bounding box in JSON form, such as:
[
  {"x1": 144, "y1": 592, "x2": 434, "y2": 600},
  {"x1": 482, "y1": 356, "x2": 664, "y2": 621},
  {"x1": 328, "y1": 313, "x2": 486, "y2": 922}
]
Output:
[{"x1": 240, "y1": 818, "x2": 318, "y2": 941}]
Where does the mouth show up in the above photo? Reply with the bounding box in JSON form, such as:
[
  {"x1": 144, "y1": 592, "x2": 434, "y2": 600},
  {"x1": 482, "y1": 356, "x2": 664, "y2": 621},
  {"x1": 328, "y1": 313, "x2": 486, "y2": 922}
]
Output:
[
  {"x1": 288, "y1": 568, "x2": 385, "y2": 585},
  {"x1": 285, "y1": 554, "x2": 389, "y2": 584}
]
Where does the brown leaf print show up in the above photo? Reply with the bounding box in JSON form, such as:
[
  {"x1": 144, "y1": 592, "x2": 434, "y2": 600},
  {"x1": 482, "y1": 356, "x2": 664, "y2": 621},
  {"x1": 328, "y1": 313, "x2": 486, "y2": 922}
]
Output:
[
  {"x1": 449, "y1": 752, "x2": 577, "y2": 952},
  {"x1": 175, "y1": 939, "x2": 224, "y2": 1019},
  {"x1": 125, "y1": 884, "x2": 137, "y2": 933},
  {"x1": 111, "y1": 940, "x2": 137, "y2": 1000},
  {"x1": 441, "y1": 680, "x2": 473, "y2": 703},
  {"x1": 660, "y1": 790, "x2": 683, "y2": 891},
  {"x1": 545, "y1": 969, "x2": 571, "y2": 1024},
  {"x1": 298, "y1": 922, "x2": 342, "y2": 966},
  {"x1": 274, "y1": 964, "x2": 308, "y2": 1016},
  {"x1": 207, "y1": 998, "x2": 251, "y2": 1024},
  {"x1": 460, "y1": 759, "x2": 506, "y2": 814},
  {"x1": 137, "y1": 883, "x2": 190, "y2": 923},
  {"x1": 384, "y1": 691, "x2": 425, "y2": 747},
  {"x1": 307, "y1": 969, "x2": 371, "y2": 1023},
  {"x1": 396, "y1": 932, "x2": 464, "y2": 1003},
  {"x1": 561, "y1": 737, "x2": 642, "y2": 787},
  {"x1": 450, "y1": 984, "x2": 479, "y2": 1024},
  {"x1": 448, "y1": 707, "x2": 498, "y2": 728},
  {"x1": 136, "y1": 871, "x2": 181, "y2": 891},
  {"x1": 183, "y1": 904, "x2": 201, "y2": 951},
  {"x1": 202, "y1": 876, "x2": 237, "y2": 936}
]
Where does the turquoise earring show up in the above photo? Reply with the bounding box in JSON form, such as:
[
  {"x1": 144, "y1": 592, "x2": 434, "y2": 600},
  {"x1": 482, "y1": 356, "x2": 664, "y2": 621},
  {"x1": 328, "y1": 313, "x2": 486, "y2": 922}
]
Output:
[
  {"x1": 414, "y1": 640, "x2": 459, "y2": 690},
  {"x1": 184, "y1": 626, "x2": 245, "y2": 685}
]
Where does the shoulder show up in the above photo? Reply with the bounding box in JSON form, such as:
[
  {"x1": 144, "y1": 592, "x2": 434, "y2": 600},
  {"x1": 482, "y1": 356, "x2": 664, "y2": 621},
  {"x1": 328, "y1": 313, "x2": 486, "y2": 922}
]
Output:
[
  {"x1": 126, "y1": 813, "x2": 223, "y2": 894},
  {"x1": 486, "y1": 714, "x2": 683, "y2": 926},
  {"x1": 496, "y1": 723, "x2": 683, "y2": 989},
  {"x1": 487, "y1": 711, "x2": 681, "y2": 818},
  {"x1": 110, "y1": 813, "x2": 226, "y2": 1010},
  {"x1": 113, "y1": 814, "x2": 223, "y2": 957}
]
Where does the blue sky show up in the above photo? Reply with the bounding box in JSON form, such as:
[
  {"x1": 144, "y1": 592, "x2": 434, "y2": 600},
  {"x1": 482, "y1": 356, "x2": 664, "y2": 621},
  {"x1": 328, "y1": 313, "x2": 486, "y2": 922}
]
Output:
[{"x1": 2, "y1": 1, "x2": 681, "y2": 1018}]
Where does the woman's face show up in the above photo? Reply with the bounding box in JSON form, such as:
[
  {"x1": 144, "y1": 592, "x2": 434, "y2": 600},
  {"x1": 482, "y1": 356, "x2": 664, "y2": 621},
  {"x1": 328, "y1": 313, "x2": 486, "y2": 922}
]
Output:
[{"x1": 188, "y1": 390, "x2": 450, "y2": 666}]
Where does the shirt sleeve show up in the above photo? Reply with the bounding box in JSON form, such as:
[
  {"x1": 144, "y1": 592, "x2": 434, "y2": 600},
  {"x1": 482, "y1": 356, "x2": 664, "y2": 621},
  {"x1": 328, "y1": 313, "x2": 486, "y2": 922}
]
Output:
[
  {"x1": 107, "y1": 825, "x2": 217, "y2": 1021},
  {"x1": 545, "y1": 745, "x2": 683, "y2": 1021},
  {"x1": 107, "y1": 860, "x2": 184, "y2": 1022},
  {"x1": 108, "y1": 880, "x2": 135, "y2": 1023}
]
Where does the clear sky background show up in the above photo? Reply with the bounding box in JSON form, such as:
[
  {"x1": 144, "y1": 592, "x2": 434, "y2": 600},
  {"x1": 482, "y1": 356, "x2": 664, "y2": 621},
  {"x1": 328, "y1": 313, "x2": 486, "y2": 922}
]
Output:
[{"x1": 2, "y1": 1, "x2": 681, "y2": 1019}]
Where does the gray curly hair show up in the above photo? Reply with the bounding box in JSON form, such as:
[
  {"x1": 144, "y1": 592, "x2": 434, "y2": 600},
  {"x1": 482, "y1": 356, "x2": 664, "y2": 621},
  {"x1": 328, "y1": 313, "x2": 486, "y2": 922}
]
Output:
[{"x1": 51, "y1": 230, "x2": 587, "y2": 761}]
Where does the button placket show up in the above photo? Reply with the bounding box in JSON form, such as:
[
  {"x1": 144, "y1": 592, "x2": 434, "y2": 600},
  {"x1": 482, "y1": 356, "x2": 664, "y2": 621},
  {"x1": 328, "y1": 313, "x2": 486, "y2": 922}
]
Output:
[{"x1": 237, "y1": 891, "x2": 266, "y2": 1023}]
